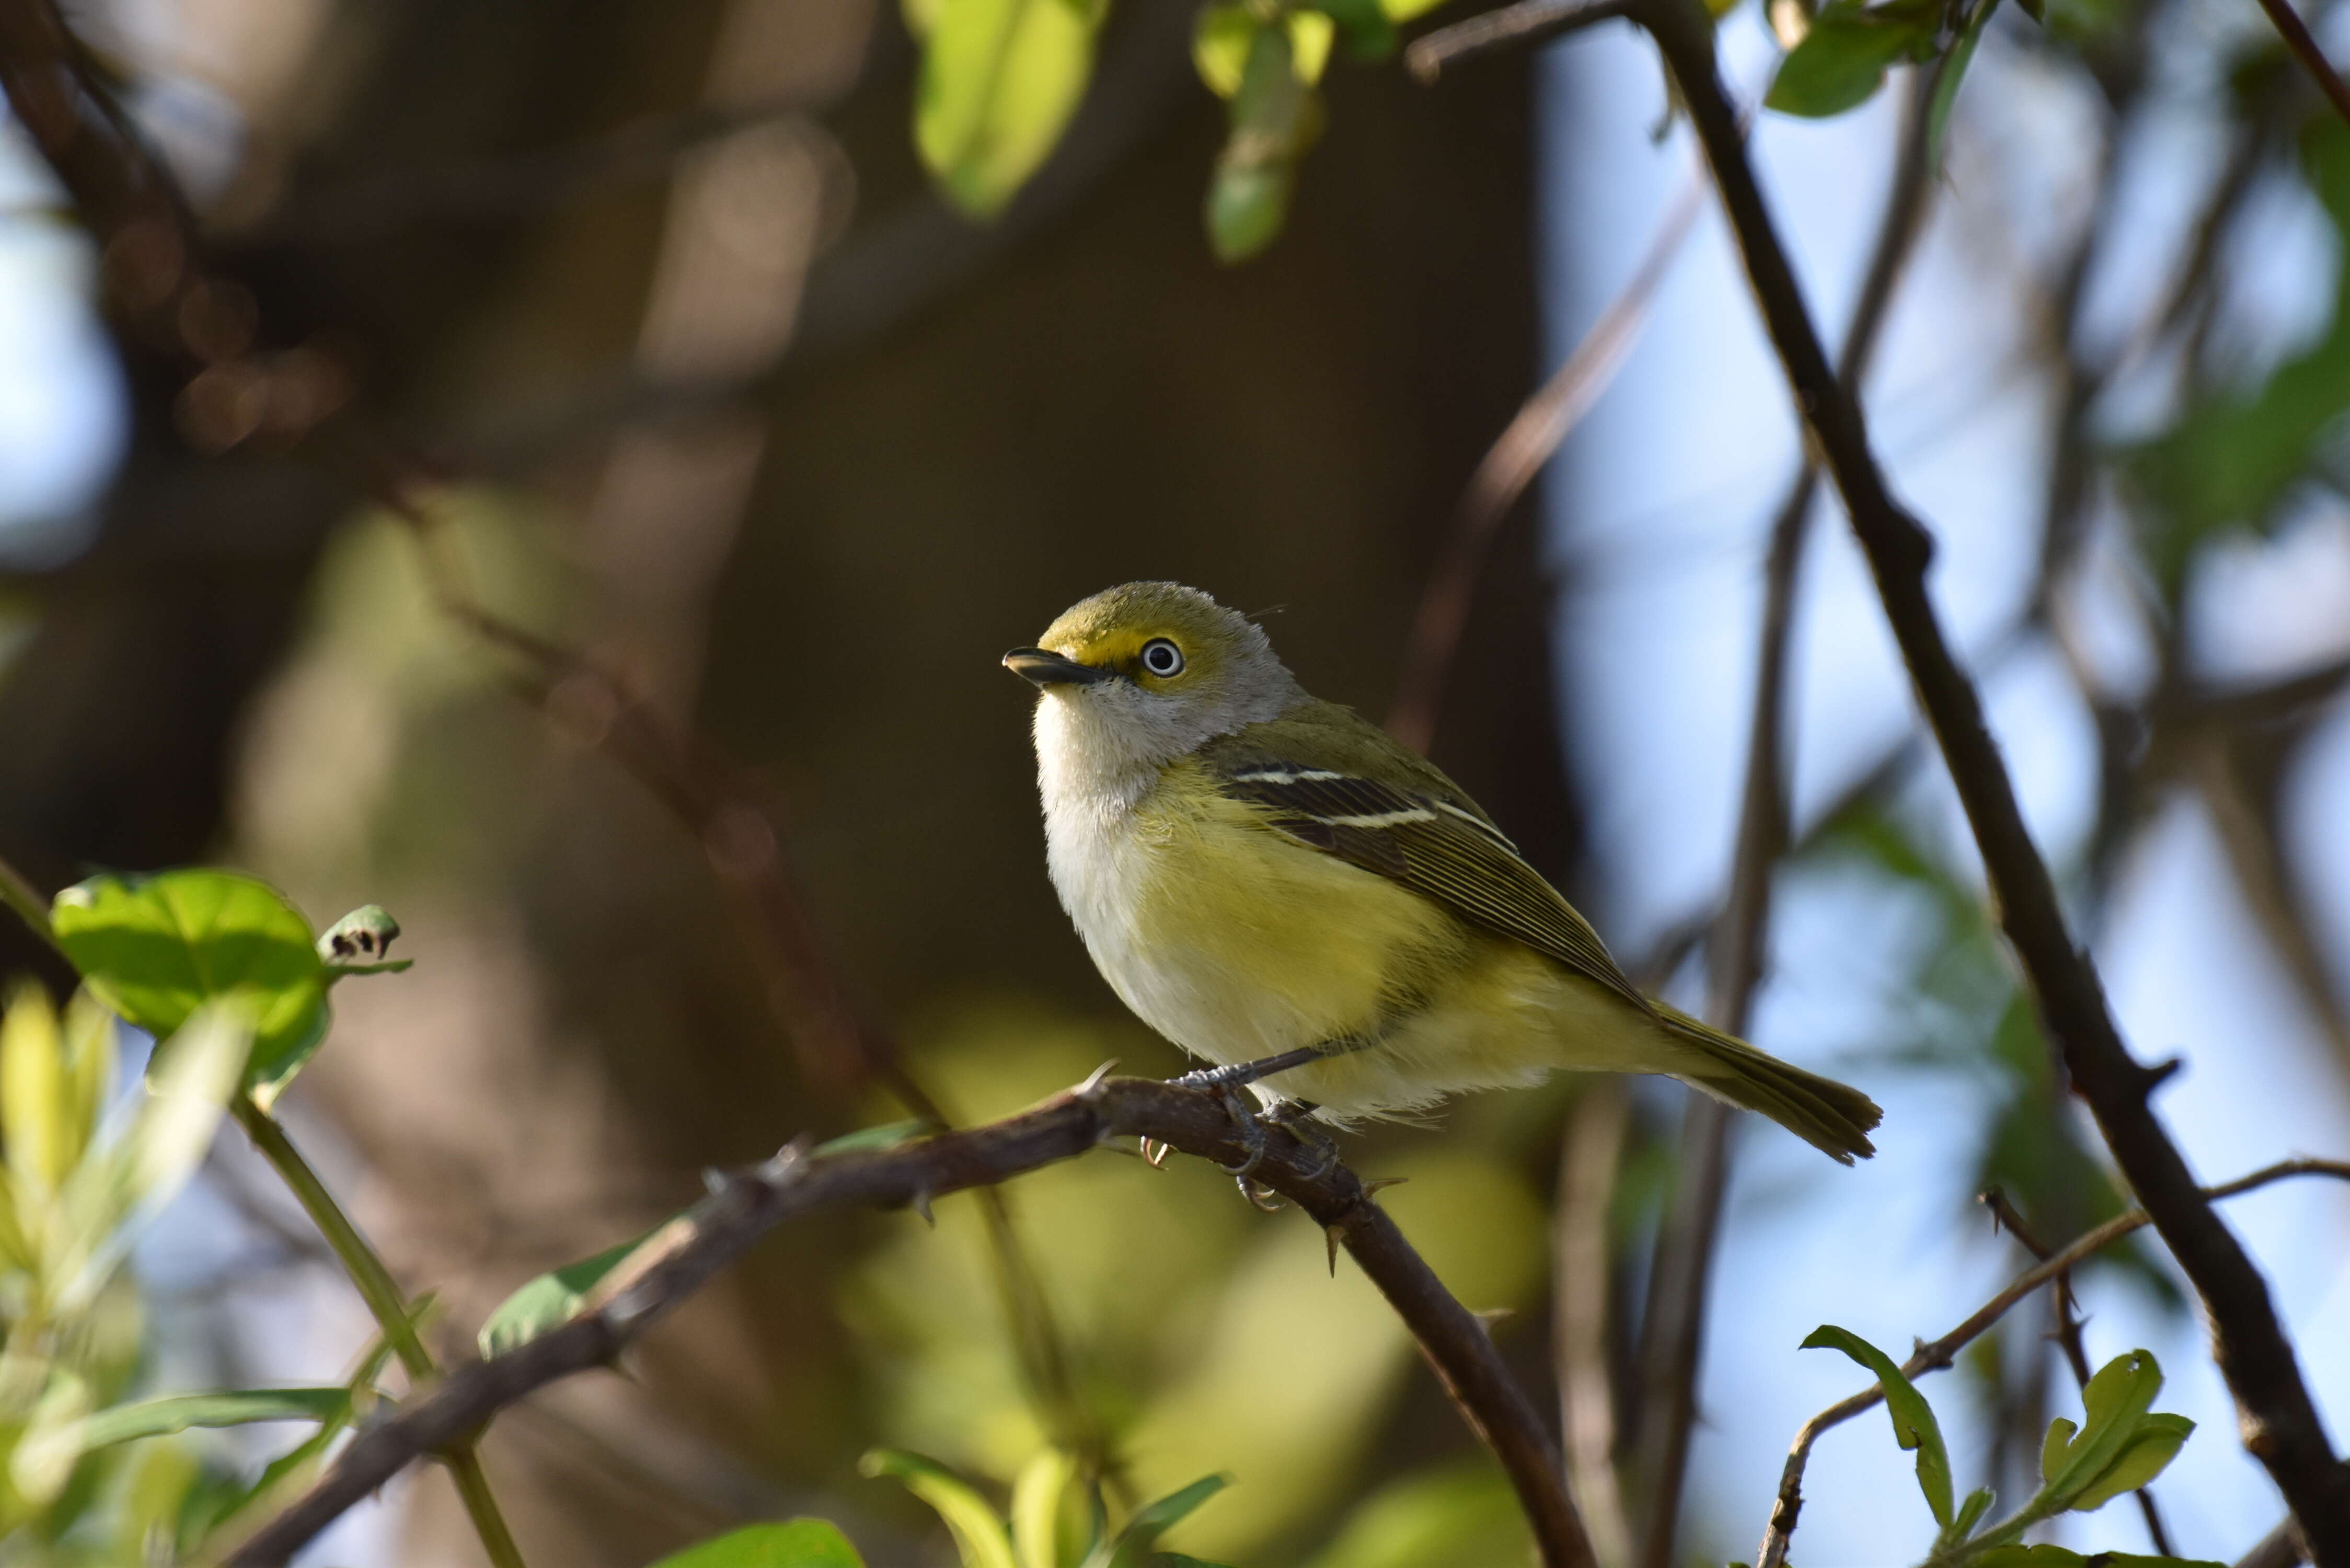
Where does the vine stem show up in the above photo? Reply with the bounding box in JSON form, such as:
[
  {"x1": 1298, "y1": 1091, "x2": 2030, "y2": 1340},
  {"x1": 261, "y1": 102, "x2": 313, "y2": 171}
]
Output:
[{"x1": 232, "y1": 1098, "x2": 528, "y2": 1568}]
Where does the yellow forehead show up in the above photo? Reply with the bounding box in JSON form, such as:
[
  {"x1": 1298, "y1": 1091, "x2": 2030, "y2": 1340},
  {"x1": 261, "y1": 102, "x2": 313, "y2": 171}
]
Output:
[{"x1": 1044, "y1": 626, "x2": 1164, "y2": 666}]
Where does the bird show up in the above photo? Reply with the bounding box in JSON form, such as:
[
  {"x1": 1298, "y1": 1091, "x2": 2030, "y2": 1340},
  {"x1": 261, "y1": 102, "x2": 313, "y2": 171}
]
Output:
[{"x1": 1002, "y1": 581, "x2": 1880, "y2": 1165}]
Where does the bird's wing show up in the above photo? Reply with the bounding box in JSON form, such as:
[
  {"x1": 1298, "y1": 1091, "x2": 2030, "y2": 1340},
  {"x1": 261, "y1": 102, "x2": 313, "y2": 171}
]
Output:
[{"x1": 1203, "y1": 706, "x2": 1653, "y2": 1014}]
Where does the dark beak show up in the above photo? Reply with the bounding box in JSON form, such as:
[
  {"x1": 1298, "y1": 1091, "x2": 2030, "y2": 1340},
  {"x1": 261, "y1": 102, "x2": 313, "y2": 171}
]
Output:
[{"x1": 1003, "y1": 647, "x2": 1111, "y2": 687}]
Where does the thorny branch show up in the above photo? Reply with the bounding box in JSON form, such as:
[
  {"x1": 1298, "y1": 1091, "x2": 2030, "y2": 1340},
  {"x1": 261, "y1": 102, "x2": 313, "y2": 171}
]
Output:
[
  {"x1": 1619, "y1": 2, "x2": 2350, "y2": 1557},
  {"x1": 221, "y1": 1075, "x2": 1602, "y2": 1568},
  {"x1": 1756, "y1": 1159, "x2": 2350, "y2": 1568}
]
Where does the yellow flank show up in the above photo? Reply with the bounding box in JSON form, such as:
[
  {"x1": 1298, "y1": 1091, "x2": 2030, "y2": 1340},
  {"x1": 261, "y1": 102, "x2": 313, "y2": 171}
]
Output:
[{"x1": 1102, "y1": 759, "x2": 1691, "y2": 1122}]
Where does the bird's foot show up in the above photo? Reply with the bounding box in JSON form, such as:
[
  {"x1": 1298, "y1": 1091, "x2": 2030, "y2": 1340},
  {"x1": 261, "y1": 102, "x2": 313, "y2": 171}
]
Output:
[
  {"x1": 1169, "y1": 1043, "x2": 1329, "y2": 1095},
  {"x1": 1266, "y1": 1100, "x2": 1341, "y2": 1180}
]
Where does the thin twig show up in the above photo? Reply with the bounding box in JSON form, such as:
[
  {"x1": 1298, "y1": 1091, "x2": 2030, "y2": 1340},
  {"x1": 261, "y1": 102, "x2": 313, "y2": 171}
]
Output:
[
  {"x1": 2248, "y1": 0, "x2": 2350, "y2": 130},
  {"x1": 1629, "y1": 2, "x2": 2350, "y2": 1555},
  {"x1": 1388, "y1": 170, "x2": 1703, "y2": 752},
  {"x1": 223, "y1": 1074, "x2": 1600, "y2": 1568},
  {"x1": 1982, "y1": 1189, "x2": 2175, "y2": 1556},
  {"x1": 1754, "y1": 1158, "x2": 2350, "y2": 1568},
  {"x1": 231, "y1": 1100, "x2": 528, "y2": 1568},
  {"x1": 1556, "y1": 1081, "x2": 1634, "y2": 1568},
  {"x1": 1631, "y1": 69, "x2": 1940, "y2": 1568},
  {"x1": 1406, "y1": 0, "x2": 1633, "y2": 80}
]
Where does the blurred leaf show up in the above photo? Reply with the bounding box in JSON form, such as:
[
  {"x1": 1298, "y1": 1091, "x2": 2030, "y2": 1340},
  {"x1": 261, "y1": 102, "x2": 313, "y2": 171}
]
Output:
[
  {"x1": 1314, "y1": 0, "x2": 1399, "y2": 56},
  {"x1": 478, "y1": 1220, "x2": 675, "y2": 1357},
  {"x1": 3, "y1": 981, "x2": 71, "y2": 1198},
  {"x1": 122, "y1": 1002, "x2": 251, "y2": 1215},
  {"x1": 1765, "y1": 0, "x2": 1937, "y2": 118},
  {"x1": 1924, "y1": 0, "x2": 1998, "y2": 167},
  {"x1": 1379, "y1": 0, "x2": 1451, "y2": 24},
  {"x1": 1949, "y1": 1485, "x2": 1994, "y2": 1542},
  {"x1": 59, "y1": 990, "x2": 115, "y2": 1182},
  {"x1": 1206, "y1": 26, "x2": 1319, "y2": 262},
  {"x1": 2132, "y1": 120, "x2": 2350, "y2": 593},
  {"x1": 1011, "y1": 1447, "x2": 1078, "y2": 1568},
  {"x1": 1801, "y1": 1324, "x2": 1953, "y2": 1526},
  {"x1": 1080, "y1": 1473, "x2": 1228, "y2": 1568},
  {"x1": 1287, "y1": 10, "x2": 1335, "y2": 82},
  {"x1": 1193, "y1": 4, "x2": 1257, "y2": 97},
  {"x1": 814, "y1": 1120, "x2": 942, "y2": 1157},
  {"x1": 915, "y1": 0, "x2": 1105, "y2": 216},
  {"x1": 1299, "y1": 1462, "x2": 1533, "y2": 1568},
  {"x1": 1975, "y1": 1552, "x2": 2221, "y2": 1567},
  {"x1": 51, "y1": 870, "x2": 328, "y2": 1103},
  {"x1": 647, "y1": 1519, "x2": 870, "y2": 1567},
  {"x1": 80, "y1": 1388, "x2": 349, "y2": 1446},
  {"x1": 862, "y1": 1448, "x2": 1019, "y2": 1568}
]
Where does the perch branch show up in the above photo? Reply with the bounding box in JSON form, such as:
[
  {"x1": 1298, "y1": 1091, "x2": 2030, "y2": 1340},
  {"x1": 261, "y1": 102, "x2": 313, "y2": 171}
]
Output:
[
  {"x1": 2247, "y1": 0, "x2": 2350, "y2": 130},
  {"x1": 1753, "y1": 1158, "x2": 2350, "y2": 1568},
  {"x1": 1623, "y1": 3, "x2": 2350, "y2": 1557},
  {"x1": 223, "y1": 1075, "x2": 1599, "y2": 1568}
]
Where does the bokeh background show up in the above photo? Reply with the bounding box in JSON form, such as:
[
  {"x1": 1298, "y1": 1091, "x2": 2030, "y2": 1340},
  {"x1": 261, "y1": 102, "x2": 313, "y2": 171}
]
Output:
[{"x1": 1, "y1": 0, "x2": 2346, "y2": 1562}]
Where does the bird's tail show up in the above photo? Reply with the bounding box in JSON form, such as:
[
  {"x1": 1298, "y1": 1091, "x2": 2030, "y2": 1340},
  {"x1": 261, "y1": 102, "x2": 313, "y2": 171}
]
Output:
[{"x1": 1653, "y1": 1001, "x2": 1882, "y2": 1163}]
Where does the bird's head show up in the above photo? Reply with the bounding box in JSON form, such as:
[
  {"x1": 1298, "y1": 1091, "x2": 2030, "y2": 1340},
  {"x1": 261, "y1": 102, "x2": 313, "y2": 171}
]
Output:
[{"x1": 1005, "y1": 582, "x2": 1304, "y2": 778}]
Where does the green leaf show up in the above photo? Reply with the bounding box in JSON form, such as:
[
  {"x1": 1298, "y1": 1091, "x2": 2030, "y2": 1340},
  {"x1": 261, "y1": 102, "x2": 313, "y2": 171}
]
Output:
[
  {"x1": 1193, "y1": 4, "x2": 1257, "y2": 97},
  {"x1": 1312, "y1": 0, "x2": 1399, "y2": 56},
  {"x1": 2040, "y1": 1416, "x2": 2076, "y2": 1489},
  {"x1": 1205, "y1": 26, "x2": 1318, "y2": 262},
  {"x1": 1764, "y1": 2, "x2": 1936, "y2": 118},
  {"x1": 316, "y1": 904, "x2": 401, "y2": 965},
  {"x1": 812, "y1": 1120, "x2": 942, "y2": 1157},
  {"x1": 1287, "y1": 10, "x2": 1335, "y2": 82},
  {"x1": 861, "y1": 1449, "x2": 1018, "y2": 1568},
  {"x1": 2040, "y1": 1351, "x2": 2163, "y2": 1510},
  {"x1": 1011, "y1": 1447, "x2": 1077, "y2": 1568},
  {"x1": 74, "y1": 1388, "x2": 348, "y2": 1451},
  {"x1": 1973, "y1": 1549, "x2": 2086, "y2": 1567},
  {"x1": 1946, "y1": 1485, "x2": 1994, "y2": 1543},
  {"x1": 51, "y1": 870, "x2": 329, "y2": 1104},
  {"x1": 647, "y1": 1519, "x2": 869, "y2": 1567},
  {"x1": 1801, "y1": 1324, "x2": 1954, "y2": 1527},
  {"x1": 478, "y1": 1221, "x2": 676, "y2": 1358},
  {"x1": 2068, "y1": 1412, "x2": 2194, "y2": 1513},
  {"x1": 1923, "y1": 0, "x2": 1998, "y2": 169},
  {"x1": 915, "y1": 0, "x2": 1106, "y2": 216},
  {"x1": 1081, "y1": 1474, "x2": 1229, "y2": 1568}
]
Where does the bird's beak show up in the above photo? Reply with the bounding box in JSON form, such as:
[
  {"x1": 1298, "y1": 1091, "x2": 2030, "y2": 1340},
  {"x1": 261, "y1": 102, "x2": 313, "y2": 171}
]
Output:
[{"x1": 1003, "y1": 647, "x2": 1112, "y2": 687}]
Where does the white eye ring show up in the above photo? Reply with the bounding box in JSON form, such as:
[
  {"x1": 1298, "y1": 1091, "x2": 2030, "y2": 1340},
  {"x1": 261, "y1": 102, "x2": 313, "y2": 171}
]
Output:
[{"x1": 1140, "y1": 638, "x2": 1184, "y2": 677}]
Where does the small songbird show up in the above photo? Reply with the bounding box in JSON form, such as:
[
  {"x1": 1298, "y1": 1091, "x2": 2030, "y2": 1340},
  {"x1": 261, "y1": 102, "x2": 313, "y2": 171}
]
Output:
[{"x1": 1004, "y1": 582, "x2": 1881, "y2": 1163}]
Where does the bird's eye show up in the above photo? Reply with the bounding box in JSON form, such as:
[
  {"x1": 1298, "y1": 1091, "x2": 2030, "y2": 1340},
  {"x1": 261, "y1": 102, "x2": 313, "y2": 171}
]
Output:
[{"x1": 1139, "y1": 638, "x2": 1185, "y2": 677}]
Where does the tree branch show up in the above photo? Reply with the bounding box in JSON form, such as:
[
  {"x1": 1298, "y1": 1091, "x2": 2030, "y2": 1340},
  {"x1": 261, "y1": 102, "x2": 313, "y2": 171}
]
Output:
[
  {"x1": 223, "y1": 1074, "x2": 1600, "y2": 1568},
  {"x1": 1754, "y1": 1158, "x2": 2350, "y2": 1568},
  {"x1": 1405, "y1": 0, "x2": 1634, "y2": 80},
  {"x1": 1631, "y1": 67, "x2": 1939, "y2": 1568},
  {"x1": 2248, "y1": 0, "x2": 2350, "y2": 130},
  {"x1": 1627, "y1": 3, "x2": 2350, "y2": 1557}
]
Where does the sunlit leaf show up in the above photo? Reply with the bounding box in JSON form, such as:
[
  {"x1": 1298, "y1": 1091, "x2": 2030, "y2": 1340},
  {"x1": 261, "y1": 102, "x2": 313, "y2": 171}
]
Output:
[
  {"x1": 1801, "y1": 1324, "x2": 1954, "y2": 1526},
  {"x1": 862, "y1": 1449, "x2": 1019, "y2": 1568},
  {"x1": 1193, "y1": 4, "x2": 1256, "y2": 98},
  {"x1": 3, "y1": 981, "x2": 70, "y2": 1197},
  {"x1": 915, "y1": 0, "x2": 1105, "y2": 216},
  {"x1": 1764, "y1": 1, "x2": 1936, "y2": 118},
  {"x1": 2069, "y1": 1411, "x2": 2194, "y2": 1513},
  {"x1": 1314, "y1": 0, "x2": 1399, "y2": 56},
  {"x1": 51, "y1": 870, "x2": 328, "y2": 1103},
  {"x1": 1011, "y1": 1447, "x2": 1078, "y2": 1568},
  {"x1": 1205, "y1": 26, "x2": 1318, "y2": 262},
  {"x1": 1287, "y1": 10, "x2": 1336, "y2": 82},
  {"x1": 647, "y1": 1519, "x2": 870, "y2": 1567}
]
